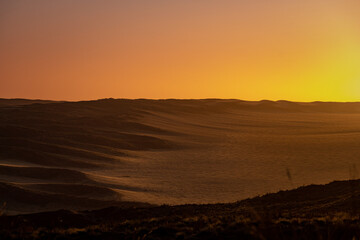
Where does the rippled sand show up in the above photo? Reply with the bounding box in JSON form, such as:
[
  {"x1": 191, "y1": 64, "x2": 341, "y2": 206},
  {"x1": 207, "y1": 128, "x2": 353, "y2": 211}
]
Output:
[{"x1": 1, "y1": 98, "x2": 360, "y2": 214}]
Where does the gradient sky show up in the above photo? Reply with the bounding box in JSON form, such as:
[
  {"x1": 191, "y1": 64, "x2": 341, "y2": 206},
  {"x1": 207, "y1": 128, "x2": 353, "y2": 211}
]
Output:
[{"x1": 1, "y1": 0, "x2": 360, "y2": 101}]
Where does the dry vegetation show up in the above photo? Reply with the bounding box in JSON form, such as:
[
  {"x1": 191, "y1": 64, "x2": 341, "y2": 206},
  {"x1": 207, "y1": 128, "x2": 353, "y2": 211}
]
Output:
[{"x1": 1, "y1": 179, "x2": 360, "y2": 239}]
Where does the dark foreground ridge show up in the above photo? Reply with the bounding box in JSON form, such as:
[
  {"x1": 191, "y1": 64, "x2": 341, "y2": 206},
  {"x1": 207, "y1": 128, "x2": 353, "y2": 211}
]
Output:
[{"x1": 1, "y1": 179, "x2": 360, "y2": 239}]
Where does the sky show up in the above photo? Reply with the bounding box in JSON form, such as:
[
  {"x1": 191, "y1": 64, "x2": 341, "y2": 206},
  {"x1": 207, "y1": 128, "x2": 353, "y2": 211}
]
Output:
[{"x1": 0, "y1": 0, "x2": 360, "y2": 101}]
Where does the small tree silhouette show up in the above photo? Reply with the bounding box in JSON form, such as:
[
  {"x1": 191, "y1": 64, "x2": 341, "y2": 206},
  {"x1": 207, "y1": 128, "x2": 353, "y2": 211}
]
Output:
[{"x1": 286, "y1": 168, "x2": 293, "y2": 186}]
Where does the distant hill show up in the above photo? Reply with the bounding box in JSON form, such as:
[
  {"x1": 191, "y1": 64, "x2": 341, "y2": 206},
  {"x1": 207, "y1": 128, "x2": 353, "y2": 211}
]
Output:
[
  {"x1": 1, "y1": 97, "x2": 360, "y2": 112},
  {"x1": 0, "y1": 98, "x2": 60, "y2": 107}
]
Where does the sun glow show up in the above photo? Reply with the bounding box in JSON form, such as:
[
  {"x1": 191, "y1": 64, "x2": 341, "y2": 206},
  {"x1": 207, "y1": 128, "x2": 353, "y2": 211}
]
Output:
[{"x1": 0, "y1": 0, "x2": 360, "y2": 101}]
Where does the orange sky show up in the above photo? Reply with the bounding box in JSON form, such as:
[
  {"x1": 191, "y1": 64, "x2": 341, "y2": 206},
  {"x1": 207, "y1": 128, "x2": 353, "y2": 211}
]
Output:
[{"x1": 1, "y1": 0, "x2": 360, "y2": 101}]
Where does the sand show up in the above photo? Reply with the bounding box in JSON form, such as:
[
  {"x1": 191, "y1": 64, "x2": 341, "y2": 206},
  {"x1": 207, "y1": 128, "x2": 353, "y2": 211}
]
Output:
[{"x1": 1, "y1": 98, "x2": 360, "y2": 214}]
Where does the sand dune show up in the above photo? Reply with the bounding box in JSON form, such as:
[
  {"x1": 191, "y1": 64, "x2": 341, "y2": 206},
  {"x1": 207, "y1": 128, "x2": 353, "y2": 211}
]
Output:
[
  {"x1": 1, "y1": 98, "x2": 360, "y2": 214},
  {"x1": 0, "y1": 165, "x2": 95, "y2": 183},
  {"x1": 0, "y1": 181, "x2": 149, "y2": 215}
]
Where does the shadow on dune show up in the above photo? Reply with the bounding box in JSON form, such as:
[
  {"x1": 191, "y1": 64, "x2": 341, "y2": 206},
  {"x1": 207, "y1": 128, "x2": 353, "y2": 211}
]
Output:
[{"x1": 1, "y1": 98, "x2": 360, "y2": 215}]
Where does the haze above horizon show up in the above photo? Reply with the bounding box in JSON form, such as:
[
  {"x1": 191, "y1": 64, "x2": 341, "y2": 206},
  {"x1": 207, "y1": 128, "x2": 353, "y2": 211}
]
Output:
[{"x1": 1, "y1": 1, "x2": 360, "y2": 101}]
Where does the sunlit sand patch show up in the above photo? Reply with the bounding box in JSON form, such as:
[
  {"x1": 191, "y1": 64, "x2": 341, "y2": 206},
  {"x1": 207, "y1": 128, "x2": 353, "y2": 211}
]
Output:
[{"x1": 0, "y1": 160, "x2": 42, "y2": 168}]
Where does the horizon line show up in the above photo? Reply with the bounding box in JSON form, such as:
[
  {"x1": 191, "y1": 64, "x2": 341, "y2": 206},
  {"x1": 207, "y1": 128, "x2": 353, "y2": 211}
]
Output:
[{"x1": 1, "y1": 97, "x2": 360, "y2": 104}]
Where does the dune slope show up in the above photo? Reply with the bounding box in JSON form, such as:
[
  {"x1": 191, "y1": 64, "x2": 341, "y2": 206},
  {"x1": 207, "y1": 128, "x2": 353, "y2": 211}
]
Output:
[{"x1": 1, "y1": 98, "x2": 360, "y2": 214}]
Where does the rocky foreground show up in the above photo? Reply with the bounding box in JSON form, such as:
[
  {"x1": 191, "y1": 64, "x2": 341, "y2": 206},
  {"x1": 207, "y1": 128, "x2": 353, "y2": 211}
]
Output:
[{"x1": 1, "y1": 179, "x2": 360, "y2": 239}]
